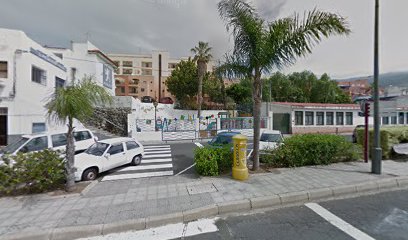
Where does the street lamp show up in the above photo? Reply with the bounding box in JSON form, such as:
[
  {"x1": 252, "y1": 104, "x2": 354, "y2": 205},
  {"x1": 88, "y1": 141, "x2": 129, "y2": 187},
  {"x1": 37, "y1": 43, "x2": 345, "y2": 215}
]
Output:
[
  {"x1": 153, "y1": 101, "x2": 158, "y2": 131},
  {"x1": 372, "y1": 0, "x2": 382, "y2": 174}
]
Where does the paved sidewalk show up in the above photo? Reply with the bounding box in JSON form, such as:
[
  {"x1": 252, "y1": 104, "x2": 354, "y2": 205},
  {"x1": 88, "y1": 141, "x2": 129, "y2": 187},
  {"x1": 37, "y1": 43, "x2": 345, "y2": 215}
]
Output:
[{"x1": 1, "y1": 160, "x2": 408, "y2": 239}]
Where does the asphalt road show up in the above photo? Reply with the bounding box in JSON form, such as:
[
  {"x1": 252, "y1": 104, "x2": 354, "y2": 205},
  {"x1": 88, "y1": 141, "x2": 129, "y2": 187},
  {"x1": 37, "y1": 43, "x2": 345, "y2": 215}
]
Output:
[{"x1": 180, "y1": 189, "x2": 408, "y2": 240}]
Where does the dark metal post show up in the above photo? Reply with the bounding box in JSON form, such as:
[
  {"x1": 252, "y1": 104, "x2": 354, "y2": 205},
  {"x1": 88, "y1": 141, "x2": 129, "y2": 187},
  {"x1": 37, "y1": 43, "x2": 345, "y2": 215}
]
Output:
[
  {"x1": 153, "y1": 102, "x2": 158, "y2": 131},
  {"x1": 372, "y1": 0, "x2": 382, "y2": 174},
  {"x1": 364, "y1": 102, "x2": 369, "y2": 163}
]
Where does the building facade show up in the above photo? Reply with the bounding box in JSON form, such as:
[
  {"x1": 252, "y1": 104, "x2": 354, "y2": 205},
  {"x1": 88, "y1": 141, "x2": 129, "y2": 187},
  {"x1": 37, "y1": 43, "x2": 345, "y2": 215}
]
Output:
[
  {"x1": 0, "y1": 28, "x2": 115, "y2": 145},
  {"x1": 108, "y1": 51, "x2": 215, "y2": 101}
]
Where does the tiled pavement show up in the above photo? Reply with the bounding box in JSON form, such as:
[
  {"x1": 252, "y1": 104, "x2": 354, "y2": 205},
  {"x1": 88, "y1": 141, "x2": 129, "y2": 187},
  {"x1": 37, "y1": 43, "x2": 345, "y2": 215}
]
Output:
[{"x1": 1, "y1": 160, "x2": 408, "y2": 238}]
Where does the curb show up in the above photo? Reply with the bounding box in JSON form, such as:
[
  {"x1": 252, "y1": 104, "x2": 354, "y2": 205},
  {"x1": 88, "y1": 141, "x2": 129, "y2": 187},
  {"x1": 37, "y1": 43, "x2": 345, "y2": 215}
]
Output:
[{"x1": 2, "y1": 176, "x2": 408, "y2": 240}]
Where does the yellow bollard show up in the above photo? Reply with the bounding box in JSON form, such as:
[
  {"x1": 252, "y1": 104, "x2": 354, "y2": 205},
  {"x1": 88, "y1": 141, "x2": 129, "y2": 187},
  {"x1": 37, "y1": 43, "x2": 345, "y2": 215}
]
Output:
[{"x1": 232, "y1": 134, "x2": 249, "y2": 181}]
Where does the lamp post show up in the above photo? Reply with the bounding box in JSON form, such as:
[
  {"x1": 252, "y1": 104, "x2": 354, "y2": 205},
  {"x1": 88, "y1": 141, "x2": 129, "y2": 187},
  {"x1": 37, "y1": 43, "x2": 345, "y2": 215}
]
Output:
[
  {"x1": 153, "y1": 101, "x2": 158, "y2": 131},
  {"x1": 372, "y1": 0, "x2": 382, "y2": 174}
]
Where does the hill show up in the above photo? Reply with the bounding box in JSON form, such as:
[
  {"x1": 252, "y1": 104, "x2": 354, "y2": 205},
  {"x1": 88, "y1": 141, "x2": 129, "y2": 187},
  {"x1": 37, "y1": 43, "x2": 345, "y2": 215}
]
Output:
[{"x1": 337, "y1": 71, "x2": 408, "y2": 87}]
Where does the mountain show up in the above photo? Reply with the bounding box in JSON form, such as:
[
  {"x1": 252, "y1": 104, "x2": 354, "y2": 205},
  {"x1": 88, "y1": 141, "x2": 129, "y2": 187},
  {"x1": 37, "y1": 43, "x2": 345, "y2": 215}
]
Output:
[{"x1": 337, "y1": 71, "x2": 408, "y2": 87}]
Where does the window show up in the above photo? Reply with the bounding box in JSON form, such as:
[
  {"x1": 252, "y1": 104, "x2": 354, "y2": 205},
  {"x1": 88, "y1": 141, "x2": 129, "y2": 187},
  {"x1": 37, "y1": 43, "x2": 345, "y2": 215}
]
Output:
[
  {"x1": 55, "y1": 77, "x2": 65, "y2": 89},
  {"x1": 19, "y1": 136, "x2": 48, "y2": 153},
  {"x1": 126, "y1": 141, "x2": 139, "y2": 150},
  {"x1": 122, "y1": 61, "x2": 133, "y2": 67},
  {"x1": 52, "y1": 134, "x2": 67, "y2": 147},
  {"x1": 406, "y1": 113, "x2": 408, "y2": 124},
  {"x1": 74, "y1": 131, "x2": 92, "y2": 142},
  {"x1": 316, "y1": 112, "x2": 324, "y2": 125},
  {"x1": 382, "y1": 116, "x2": 389, "y2": 125},
  {"x1": 391, "y1": 115, "x2": 397, "y2": 124},
  {"x1": 142, "y1": 62, "x2": 152, "y2": 68},
  {"x1": 113, "y1": 61, "x2": 120, "y2": 67},
  {"x1": 32, "y1": 123, "x2": 46, "y2": 133},
  {"x1": 108, "y1": 143, "x2": 124, "y2": 155},
  {"x1": 120, "y1": 87, "x2": 125, "y2": 93},
  {"x1": 141, "y1": 88, "x2": 145, "y2": 92},
  {"x1": 129, "y1": 87, "x2": 137, "y2": 94},
  {"x1": 142, "y1": 69, "x2": 152, "y2": 75},
  {"x1": 295, "y1": 111, "x2": 303, "y2": 125},
  {"x1": 0, "y1": 61, "x2": 7, "y2": 78},
  {"x1": 326, "y1": 112, "x2": 334, "y2": 125},
  {"x1": 168, "y1": 63, "x2": 177, "y2": 69},
  {"x1": 305, "y1": 111, "x2": 314, "y2": 125},
  {"x1": 122, "y1": 68, "x2": 132, "y2": 75},
  {"x1": 130, "y1": 79, "x2": 139, "y2": 85},
  {"x1": 32, "y1": 66, "x2": 47, "y2": 85},
  {"x1": 71, "y1": 68, "x2": 76, "y2": 81},
  {"x1": 336, "y1": 112, "x2": 344, "y2": 125},
  {"x1": 399, "y1": 112, "x2": 405, "y2": 124},
  {"x1": 346, "y1": 112, "x2": 353, "y2": 125}
]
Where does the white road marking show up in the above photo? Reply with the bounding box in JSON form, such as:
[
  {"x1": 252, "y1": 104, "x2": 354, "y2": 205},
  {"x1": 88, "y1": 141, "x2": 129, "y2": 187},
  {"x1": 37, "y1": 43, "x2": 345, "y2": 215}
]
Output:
[
  {"x1": 101, "y1": 171, "x2": 174, "y2": 181},
  {"x1": 144, "y1": 148, "x2": 171, "y2": 152},
  {"x1": 306, "y1": 203, "x2": 375, "y2": 240},
  {"x1": 142, "y1": 158, "x2": 172, "y2": 163},
  {"x1": 144, "y1": 145, "x2": 170, "y2": 149},
  {"x1": 144, "y1": 150, "x2": 171, "y2": 154},
  {"x1": 174, "y1": 163, "x2": 196, "y2": 176},
  {"x1": 77, "y1": 218, "x2": 219, "y2": 240},
  {"x1": 118, "y1": 164, "x2": 173, "y2": 172},
  {"x1": 143, "y1": 154, "x2": 171, "y2": 158},
  {"x1": 194, "y1": 142, "x2": 204, "y2": 148}
]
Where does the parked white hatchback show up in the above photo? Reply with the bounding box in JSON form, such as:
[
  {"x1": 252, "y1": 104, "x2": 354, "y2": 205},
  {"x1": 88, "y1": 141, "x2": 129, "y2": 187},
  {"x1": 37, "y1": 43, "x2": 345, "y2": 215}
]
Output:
[
  {"x1": 259, "y1": 130, "x2": 284, "y2": 152},
  {"x1": 74, "y1": 137, "x2": 144, "y2": 181}
]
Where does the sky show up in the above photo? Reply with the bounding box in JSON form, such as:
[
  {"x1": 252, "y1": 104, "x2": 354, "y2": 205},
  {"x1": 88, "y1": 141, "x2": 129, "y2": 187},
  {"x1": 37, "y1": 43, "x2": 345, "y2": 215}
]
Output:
[{"x1": 0, "y1": 0, "x2": 407, "y2": 79}]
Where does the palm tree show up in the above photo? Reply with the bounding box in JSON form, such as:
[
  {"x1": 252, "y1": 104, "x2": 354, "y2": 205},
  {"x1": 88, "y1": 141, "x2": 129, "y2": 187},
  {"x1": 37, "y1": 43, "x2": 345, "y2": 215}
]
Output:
[
  {"x1": 191, "y1": 41, "x2": 213, "y2": 119},
  {"x1": 46, "y1": 76, "x2": 112, "y2": 191},
  {"x1": 218, "y1": 0, "x2": 351, "y2": 170}
]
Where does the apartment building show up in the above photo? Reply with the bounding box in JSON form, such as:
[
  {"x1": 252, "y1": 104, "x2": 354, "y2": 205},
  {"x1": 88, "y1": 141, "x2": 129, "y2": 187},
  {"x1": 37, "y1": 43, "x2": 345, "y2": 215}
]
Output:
[
  {"x1": 108, "y1": 51, "x2": 214, "y2": 101},
  {"x1": 0, "y1": 28, "x2": 115, "y2": 144}
]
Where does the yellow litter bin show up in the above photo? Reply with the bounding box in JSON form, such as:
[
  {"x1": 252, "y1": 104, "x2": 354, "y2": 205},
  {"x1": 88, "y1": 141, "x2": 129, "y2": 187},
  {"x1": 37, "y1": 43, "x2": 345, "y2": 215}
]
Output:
[{"x1": 232, "y1": 134, "x2": 249, "y2": 180}]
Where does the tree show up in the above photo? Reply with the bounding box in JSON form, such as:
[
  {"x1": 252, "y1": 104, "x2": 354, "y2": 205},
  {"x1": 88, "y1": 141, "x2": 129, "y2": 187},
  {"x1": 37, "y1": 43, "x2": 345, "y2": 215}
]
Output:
[
  {"x1": 218, "y1": 0, "x2": 350, "y2": 170},
  {"x1": 191, "y1": 41, "x2": 213, "y2": 119},
  {"x1": 166, "y1": 59, "x2": 198, "y2": 108},
  {"x1": 46, "y1": 76, "x2": 112, "y2": 191}
]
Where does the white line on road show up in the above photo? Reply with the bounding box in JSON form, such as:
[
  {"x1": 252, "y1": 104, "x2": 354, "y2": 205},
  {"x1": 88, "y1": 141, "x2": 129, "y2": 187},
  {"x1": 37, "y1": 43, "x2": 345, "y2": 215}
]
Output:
[
  {"x1": 143, "y1": 154, "x2": 171, "y2": 158},
  {"x1": 144, "y1": 150, "x2": 171, "y2": 154},
  {"x1": 194, "y1": 142, "x2": 204, "y2": 148},
  {"x1": 101, "y1": 171, "x2": 174, "y2": 181},
  {"x1": 141, "y1": 158, "x2": 172, "y2": 163},
  {"x1": 77, "y1": 218, "x2": 219, "y2": 240},
  {"x1": 305, "y1": 203, "x2": 375, "y2": 240},
  {"x1": 118, "y1": 164, "x2": 173, "y2": 172},
  {"x1": 174, "y1": 163, "x2": 196, "y2": 176}
]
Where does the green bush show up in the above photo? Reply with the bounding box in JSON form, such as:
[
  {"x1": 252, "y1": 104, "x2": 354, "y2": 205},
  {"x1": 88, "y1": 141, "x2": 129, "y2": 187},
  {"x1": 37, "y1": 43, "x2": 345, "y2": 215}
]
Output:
[
  {"x1": 355, "y1": 127, "x2": 405, "y2": 159},
  {"x1": 0, "y1": 150, "x2": 65, "y2": 196},
  {"x1": 262, "y1": 134, "x2": 361, "y2": 168},
  {"x1": 194, "y1": 146, "x2": 233, "y2": 176}
]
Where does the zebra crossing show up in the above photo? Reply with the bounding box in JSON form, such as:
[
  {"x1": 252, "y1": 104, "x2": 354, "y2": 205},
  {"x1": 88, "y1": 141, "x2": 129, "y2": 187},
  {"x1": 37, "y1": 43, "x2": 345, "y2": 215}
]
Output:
[{"x1": 101, "y1": 144, "x2": 174, "y2": 181}]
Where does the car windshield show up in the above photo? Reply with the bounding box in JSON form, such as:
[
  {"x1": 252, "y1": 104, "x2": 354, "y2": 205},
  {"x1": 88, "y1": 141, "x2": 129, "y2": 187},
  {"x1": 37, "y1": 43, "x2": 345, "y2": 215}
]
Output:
[
  {"x1": 210, "y1": 135, "x2": 233, "y2": 145},
  {"x1": 1, "y1": 137, "x2": 29, "y2": 154},
  {"x1": 260, "y1": 133, "x2": 282, "y2": 142},
  {"x1": 85, "y1": 142, "x2": 109, "y2": 156}
]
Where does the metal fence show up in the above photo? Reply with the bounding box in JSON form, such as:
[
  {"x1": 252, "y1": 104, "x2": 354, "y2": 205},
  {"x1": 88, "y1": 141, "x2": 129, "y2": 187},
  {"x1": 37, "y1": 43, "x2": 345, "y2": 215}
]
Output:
[
  {"x1": 162, "y1": 119, "x2": 197, "y2": 141},
  {"x1": 220, "y1": 117, "x2": 268, "y2": 130}
]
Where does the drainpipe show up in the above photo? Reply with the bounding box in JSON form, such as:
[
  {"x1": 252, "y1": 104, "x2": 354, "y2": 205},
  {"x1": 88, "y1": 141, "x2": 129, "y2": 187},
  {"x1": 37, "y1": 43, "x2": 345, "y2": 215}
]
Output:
[{"x1": 8, "y1": 49, "x2": 28, "y2": 99}]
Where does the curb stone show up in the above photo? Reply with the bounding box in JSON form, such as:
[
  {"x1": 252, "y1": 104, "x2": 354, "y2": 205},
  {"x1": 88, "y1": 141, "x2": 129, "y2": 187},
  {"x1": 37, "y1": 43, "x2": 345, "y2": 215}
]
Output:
[
  {"x1": 3, "y1": 176, "x2": 408, "y2": 240},
  {"x1": 80, "y1": 181, "x2": 99, "y2": 196}
]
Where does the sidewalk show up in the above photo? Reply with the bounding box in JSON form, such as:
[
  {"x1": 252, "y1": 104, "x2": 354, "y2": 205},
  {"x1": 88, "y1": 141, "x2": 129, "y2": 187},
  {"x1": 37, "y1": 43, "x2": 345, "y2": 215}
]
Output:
[{"x1": 1, "y1": 160, "x2": 408, "y2": 240}]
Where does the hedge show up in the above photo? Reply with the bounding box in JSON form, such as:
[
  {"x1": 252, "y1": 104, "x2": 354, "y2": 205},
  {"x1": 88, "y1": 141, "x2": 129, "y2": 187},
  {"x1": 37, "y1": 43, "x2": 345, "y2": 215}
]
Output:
[
  {"x1": 355, "y1": 126, "x2": 408, "y2": 159},
  {"x1": 0, "y1": 150, "x2": 65, "y2": 196},
  {"x1": 261, "y1": 134, "x2": 361, "y2": 168},
  {"x1": 194, "y1": 146, "x2": 233, "y2": 176}
]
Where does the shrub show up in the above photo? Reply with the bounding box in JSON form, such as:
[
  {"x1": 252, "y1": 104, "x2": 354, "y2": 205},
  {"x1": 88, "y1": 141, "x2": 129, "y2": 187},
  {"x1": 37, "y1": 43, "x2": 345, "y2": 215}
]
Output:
[
  {"x1": 0, "y1": 149, "x2": 65, "y2": 196},
  {"x1": 194, "y1": 146, "x2": 233, "y2": 176},
  {"x1": 262, "y1": 134, "x2": 361, "y2": 168},
  {"x1": 356, "y1": 127, "x2": 402, "y2": 159}
]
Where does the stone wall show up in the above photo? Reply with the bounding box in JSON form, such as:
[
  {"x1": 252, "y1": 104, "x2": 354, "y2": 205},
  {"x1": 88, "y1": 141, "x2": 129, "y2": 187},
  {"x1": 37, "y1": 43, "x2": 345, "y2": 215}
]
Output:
[{"x1": 86, "y1": 107, "x2": 132, "y2": 136}]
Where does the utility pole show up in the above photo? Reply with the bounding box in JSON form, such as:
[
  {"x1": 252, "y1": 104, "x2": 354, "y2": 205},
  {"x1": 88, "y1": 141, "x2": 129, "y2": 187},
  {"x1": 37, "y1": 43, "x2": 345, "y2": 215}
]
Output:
[{"x1": 372, "y1": 0, "x2": 382, "y2": 174}]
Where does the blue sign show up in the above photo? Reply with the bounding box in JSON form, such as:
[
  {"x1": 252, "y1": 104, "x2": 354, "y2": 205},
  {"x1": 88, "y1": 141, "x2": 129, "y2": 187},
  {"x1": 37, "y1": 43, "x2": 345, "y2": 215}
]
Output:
[
  {"x1": 29, "y1": 48, "x2": 67, "y2": 72},
  {"x1": 103, "y1": 64, "x2": 113, "y2": 89}
]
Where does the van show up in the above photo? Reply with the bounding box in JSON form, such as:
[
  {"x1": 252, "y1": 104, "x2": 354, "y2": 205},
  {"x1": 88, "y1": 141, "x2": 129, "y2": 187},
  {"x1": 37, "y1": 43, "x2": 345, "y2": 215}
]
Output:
[{"x1": 0, "y1": 129, "x2": 98, "y2": 156}]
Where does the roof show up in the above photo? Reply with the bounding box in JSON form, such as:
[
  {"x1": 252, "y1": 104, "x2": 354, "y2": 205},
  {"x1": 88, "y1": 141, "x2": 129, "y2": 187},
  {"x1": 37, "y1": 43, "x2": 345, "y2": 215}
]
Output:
[
  {"x1": 99, "y1": 137, "x2": 135, "y2": 144},
  {"x1": 88, "y1": 49, "x2": 118, "y2": 67},
  {"x1": 271, "y1": 102, "x2": 360, "y2": 109}
]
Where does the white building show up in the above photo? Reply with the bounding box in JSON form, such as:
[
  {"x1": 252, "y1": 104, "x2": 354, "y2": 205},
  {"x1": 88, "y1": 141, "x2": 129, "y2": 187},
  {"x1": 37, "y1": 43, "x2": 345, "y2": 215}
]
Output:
[{"x1": 0, "y1": 28, "x2": 115, "y2": 145}]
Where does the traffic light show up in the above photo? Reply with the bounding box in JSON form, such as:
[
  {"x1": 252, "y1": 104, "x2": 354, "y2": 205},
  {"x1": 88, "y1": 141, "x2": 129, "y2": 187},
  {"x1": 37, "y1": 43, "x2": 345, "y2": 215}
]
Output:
[{"x1": 358, "y1": 102, "x2": 370, "y2": 117}]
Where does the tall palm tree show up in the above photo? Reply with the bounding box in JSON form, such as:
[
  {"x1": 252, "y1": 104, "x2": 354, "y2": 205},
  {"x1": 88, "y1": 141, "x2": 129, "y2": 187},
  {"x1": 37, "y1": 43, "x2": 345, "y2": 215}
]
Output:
[
  {"x1": 46, "y1": 76, "x2": 112, "y2": 191},
  {"x1": 218, "y1": 0, "x2": 351, "y2": 170},
  {"x1": 191, "y1": 41, "x2": 213, "y2": 119}
]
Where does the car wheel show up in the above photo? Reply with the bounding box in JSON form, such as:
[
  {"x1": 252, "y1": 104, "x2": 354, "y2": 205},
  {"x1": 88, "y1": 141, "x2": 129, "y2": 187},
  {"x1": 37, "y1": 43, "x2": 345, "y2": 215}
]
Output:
[
  {"x1": 131, "y1": 155, "x2": 142, "y2": 166},
  {"x1": 82, "y1": 168, "x2": 98, "y2": 181}
]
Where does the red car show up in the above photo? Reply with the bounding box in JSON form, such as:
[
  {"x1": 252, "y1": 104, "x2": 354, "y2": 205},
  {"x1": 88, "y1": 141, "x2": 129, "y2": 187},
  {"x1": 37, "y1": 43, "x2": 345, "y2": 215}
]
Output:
[{"x1": 160, "y1": 97, "x2": 174, "y2": 104}]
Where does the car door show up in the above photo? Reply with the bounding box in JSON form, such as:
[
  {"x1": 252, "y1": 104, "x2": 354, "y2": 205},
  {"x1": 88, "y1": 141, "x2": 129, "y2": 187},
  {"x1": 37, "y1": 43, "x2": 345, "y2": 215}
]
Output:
[
  {"x1": 106, "y1": 143, "x2": 126, "y2": 169},
  {"x1": 125, "y1": 141, "x2": 142, "y2": 161}
]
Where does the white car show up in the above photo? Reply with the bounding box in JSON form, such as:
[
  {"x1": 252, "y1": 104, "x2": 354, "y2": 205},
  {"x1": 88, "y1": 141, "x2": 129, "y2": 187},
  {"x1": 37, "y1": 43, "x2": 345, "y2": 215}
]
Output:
[
  {"x1": 0, "y1": 129, "x2": 98, "y2": 156},
  {"x1": 74, "y1": 137, "x2": 144, "y2": 181},
  {"x1": 259, "y1": 130, "x2": 283, "y2": 152}
]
